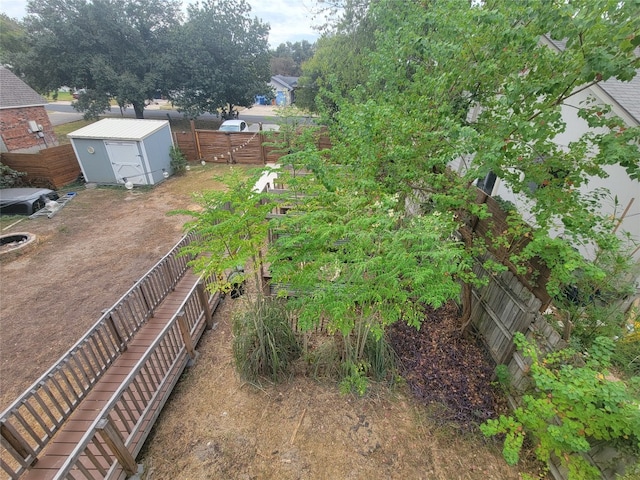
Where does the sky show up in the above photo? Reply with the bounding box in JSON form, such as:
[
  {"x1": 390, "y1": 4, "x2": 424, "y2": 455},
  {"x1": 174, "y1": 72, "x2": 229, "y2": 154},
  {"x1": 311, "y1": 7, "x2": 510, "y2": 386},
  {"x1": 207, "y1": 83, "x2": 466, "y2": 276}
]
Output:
[{"x1": 0, "y1": 0, "x2": 322, "y2": 47}]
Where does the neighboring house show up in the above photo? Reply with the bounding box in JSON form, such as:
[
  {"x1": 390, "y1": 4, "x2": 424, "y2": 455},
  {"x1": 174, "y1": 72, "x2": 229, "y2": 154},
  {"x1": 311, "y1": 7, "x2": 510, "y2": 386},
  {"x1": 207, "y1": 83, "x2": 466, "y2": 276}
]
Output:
[
  {"x1": 269, "y1": 75, "x2": 299, "y2": 106},
  {"x1": 464, "y1": 36, "x2": 640, "y2": 261},
  {"x1": 0, "y1": 66, "x2": 57, "y2": 153}
]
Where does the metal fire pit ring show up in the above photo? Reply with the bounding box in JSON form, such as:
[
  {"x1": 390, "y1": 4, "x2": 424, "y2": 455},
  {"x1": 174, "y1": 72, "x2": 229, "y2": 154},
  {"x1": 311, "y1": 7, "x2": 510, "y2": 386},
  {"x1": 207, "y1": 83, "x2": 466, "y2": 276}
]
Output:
[{"x1": 0, "y1": 232, "x2": 37, "y2": 258}]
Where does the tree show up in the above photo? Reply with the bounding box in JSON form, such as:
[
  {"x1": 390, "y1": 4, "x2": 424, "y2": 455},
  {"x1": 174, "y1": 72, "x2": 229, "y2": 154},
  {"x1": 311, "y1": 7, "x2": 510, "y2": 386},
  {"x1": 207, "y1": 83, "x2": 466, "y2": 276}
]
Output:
[
  {"x1": 270, "y1": 40, "x2": 316, "y2": 76},
  {"x1": 268, "y1": 156, "x2": 468, "y2": 382},
  {"x1": 18, "y1": 0, "x2": 181, "y2": 118},
  {"x1": 0, "y1": 14, "x2": 27, "y2": 66},
  {"x1": 295, "y1": 1, "x2": 375, "y2": 114},
  {"x1": 314, "y1": 0, "x2": 640, "y2": 336},
  {"x1": 168, "y1": 0, "x2": 271, "y2": 119},
  {"x1": 174, "y1": 167, "x2": 275, "y2": 295},
  {"x1": 295, "y1": 32, "x2": 374, "y2": 114}
]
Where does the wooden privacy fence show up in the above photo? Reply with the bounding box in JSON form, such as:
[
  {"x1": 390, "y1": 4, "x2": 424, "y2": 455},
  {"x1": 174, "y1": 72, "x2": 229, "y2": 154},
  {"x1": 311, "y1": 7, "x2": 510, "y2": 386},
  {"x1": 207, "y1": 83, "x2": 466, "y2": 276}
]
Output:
[
  {"x1": 173, "y1": 125, "x2": 331, "y2": 165},
  {"x1": 468, "y1": 189, "x2": 552, "y2": 309},
  {"x1": 469, "y1": 253, "x2": 544, "y2": 365},
  {"x1": 0, "y1": 233, "x2": 205, "y2": 479},
  {"x1": 1, "y1": 145, "x2": 80, "y2": 190}
]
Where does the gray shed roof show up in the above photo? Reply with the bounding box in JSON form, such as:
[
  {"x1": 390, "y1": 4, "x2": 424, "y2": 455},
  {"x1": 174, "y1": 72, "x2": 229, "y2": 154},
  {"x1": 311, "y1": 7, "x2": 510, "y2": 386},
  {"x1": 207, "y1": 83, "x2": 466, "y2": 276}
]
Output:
[
  {"x1": 68, "y1": 118, "x2": 170, "y2": 140},
  {"x1": 0, "y1": 67, "x2": 48, "y2": 109}
]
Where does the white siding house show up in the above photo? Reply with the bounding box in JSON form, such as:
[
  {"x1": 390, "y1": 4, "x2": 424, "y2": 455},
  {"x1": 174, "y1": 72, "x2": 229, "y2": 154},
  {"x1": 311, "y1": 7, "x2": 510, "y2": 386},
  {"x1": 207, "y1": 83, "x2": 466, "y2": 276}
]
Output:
[{"x1": 475, "y1": 37, "x2": 640, "y2": 261}]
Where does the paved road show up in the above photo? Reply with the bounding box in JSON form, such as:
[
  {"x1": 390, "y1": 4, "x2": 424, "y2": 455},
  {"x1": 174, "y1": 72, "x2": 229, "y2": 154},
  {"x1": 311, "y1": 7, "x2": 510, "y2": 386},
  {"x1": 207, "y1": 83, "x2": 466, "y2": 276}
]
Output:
[{"x1": 45, "y1": 102, "x2": 315, "y2": 127}]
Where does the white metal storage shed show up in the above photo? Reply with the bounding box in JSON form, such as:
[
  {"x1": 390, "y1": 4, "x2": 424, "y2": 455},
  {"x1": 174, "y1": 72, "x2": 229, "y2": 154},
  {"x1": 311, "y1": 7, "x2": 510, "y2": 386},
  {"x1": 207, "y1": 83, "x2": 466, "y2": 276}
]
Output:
[{"x1": 68, "y1": 118, "x2": 174, "y2": 186}]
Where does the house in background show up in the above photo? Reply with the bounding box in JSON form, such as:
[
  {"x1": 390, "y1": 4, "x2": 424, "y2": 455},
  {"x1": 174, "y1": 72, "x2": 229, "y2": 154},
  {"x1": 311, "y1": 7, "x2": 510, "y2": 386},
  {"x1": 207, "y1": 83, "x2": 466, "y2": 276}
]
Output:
[
  {"x1": 463, "y1": 37, "x2": 640, "y2": 261},
  {"x1": 269, "y1": 75, "x2": 299, "y2": 106},
  {"x1": 0, "y1": 66, "x2": 57, "y2": 153}
]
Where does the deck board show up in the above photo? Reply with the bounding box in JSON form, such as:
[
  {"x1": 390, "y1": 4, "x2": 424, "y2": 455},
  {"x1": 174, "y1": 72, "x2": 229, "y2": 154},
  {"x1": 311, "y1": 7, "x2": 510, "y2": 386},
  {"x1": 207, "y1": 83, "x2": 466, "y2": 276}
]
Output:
[{"x1": 22, "y1": 271, "x2": 203, "y2": 479}]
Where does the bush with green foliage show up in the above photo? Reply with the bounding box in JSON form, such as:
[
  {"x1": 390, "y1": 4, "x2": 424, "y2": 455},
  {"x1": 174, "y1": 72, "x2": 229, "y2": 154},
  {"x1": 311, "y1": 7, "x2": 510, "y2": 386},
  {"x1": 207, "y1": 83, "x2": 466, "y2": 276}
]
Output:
[
  {"x1": 480, "y1": 333, "x2": 640, "y2": 479},
  {"x1": 169, "y1": 145, "x2": 188, "y2": 176},
  {"x1": 0, "y1": 163, "x2": 25, "y2": 188},
  {"x1": 173, "y1": 168, "x2": 275, "y2": 295},
  {"x1": 232, "y1": 295, "x2": 301, "y2": 383}
]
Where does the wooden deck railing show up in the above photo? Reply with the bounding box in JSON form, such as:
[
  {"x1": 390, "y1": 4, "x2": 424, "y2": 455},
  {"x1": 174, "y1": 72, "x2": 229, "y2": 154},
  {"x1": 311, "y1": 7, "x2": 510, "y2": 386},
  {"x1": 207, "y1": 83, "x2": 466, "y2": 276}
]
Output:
[
  {"x1": 0, "y1": 234, "x2": 197, "y2": 479},
  {"x1": 53, "y1": 277, "x2": 219, "y2": 479}
]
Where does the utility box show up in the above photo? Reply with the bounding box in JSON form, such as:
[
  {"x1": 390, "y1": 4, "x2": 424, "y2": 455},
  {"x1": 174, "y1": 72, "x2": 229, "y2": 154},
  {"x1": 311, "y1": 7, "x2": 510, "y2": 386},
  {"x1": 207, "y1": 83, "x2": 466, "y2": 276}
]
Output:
[{"x1": 68, "y1": 118, "x2": 174, "y2": 186}]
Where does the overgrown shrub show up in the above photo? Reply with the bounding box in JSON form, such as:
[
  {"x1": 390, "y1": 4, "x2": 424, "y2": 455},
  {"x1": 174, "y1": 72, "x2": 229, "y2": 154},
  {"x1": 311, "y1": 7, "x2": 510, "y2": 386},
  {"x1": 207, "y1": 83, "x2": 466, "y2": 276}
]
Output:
[
  {"x1": 0, "y1": 163, "x2": 26, "y2": 188},
  {"x1": 232, "y1": 295, "x2": 301, "y2": 383},
  {"x1": 300, "y1": 319, "x2": 397, "y2": 395},
  {"x1": 481, "y1": 333, "x2": 640, "y2": 479},
  {"x1": 169, "y1": 145, "x2": 188, "y2": 176}
]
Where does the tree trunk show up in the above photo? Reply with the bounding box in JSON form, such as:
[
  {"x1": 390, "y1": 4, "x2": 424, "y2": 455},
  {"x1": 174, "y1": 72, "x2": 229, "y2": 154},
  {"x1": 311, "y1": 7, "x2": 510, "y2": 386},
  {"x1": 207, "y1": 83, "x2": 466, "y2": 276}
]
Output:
[
  {"x1": 459, "y1": 281, "x2": 474, "y2": 334},
  {"x1": 457, "y1": 224, "x2": 475, "y2": 334},
  {"x1": 132, "y1": 101, "x2": 145, "y2": 119}
]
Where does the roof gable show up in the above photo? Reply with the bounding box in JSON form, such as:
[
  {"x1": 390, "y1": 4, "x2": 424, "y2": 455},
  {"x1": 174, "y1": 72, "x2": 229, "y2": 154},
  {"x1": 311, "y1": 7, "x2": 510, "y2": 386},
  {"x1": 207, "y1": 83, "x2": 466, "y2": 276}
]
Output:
[
  {"x1": 271, "y1": 75, "x2": 299, "y2": 90},
  {"x1": 0, "y1": 67, "x2": 48, "y2": 109},
  {"x1": 541, "y1": 36, "x2": 640, "y2": 124}
]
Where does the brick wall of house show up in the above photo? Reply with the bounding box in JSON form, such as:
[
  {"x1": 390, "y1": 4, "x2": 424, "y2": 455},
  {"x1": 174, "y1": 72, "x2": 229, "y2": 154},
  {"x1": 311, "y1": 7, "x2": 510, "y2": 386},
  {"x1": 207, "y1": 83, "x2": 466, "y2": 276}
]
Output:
[{"x1": 0, "y1": 106, "x2": 58, "y2": 153}]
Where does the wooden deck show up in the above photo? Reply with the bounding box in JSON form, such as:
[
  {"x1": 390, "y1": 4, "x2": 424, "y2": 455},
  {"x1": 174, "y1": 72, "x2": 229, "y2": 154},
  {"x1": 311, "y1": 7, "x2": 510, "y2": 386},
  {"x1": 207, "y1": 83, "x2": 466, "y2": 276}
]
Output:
[
  {"x1": 21, "y1": 271, "x2": 205, "y2": 479},
  {"x1": 1, "y1": 234, "x2": 221, "y2": 479}
]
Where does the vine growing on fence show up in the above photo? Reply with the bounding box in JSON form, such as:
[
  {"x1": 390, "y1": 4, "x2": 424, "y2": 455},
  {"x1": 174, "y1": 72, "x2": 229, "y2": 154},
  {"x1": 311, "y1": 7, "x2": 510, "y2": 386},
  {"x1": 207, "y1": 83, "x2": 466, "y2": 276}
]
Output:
[{"x1": 480, "y1": 332, "x2": 640, "y2": 479}]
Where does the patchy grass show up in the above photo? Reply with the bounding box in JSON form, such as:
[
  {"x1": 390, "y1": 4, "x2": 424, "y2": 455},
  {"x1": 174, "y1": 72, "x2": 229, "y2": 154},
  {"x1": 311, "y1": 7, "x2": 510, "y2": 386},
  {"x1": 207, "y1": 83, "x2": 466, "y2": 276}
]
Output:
[
  {"x1": 53, "y1": 119, "x2": 94, "y2": 144},
  {"x1": 46, "y1": 91, "x2": 74, "y2": 102}
]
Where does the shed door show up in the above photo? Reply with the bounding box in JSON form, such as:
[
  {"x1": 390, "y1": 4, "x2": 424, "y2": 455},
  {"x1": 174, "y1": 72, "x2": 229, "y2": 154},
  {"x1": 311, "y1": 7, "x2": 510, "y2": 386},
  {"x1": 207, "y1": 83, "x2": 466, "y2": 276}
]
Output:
[{"x1": 105, "y1": 141, "x2": 148, "y2": 185}]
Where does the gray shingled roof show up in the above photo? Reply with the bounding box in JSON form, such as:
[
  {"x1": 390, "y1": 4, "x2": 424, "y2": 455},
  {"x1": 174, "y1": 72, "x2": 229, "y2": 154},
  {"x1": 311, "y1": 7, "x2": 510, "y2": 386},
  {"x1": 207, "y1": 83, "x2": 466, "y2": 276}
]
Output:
[
  {"x1": 271, "y1": 75, "x2": 299, "y2": 90},
  {"x1": 542, "y1": 36, "x2": 640, "y2": 124},
  {"x1": 0, "y1": 67, "x2": 48, "y2": 109},
  {"x1": 600, "y1": 75, "x2": 640, "y2": 123}
]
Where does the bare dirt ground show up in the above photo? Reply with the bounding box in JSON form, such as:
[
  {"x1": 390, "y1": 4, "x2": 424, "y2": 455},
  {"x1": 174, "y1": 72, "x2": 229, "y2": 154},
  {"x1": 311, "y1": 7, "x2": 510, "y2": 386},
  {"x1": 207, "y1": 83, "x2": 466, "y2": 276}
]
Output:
[
  {"x1": 0, "y1": 164, "x2": 228, "y2": 408},
  {"x1": 0, "y1": 164, "x2": 528, "y2": 479},
  {"x1": 138, "y1": 296, "x2": 525, "y2": 480}
]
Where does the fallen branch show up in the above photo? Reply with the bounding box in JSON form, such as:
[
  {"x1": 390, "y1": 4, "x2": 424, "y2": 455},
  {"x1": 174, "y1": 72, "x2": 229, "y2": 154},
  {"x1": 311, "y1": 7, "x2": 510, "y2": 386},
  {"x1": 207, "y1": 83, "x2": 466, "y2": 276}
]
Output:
[{"x1": 290, "y1": 408, "x2": 307, "y2": 445}]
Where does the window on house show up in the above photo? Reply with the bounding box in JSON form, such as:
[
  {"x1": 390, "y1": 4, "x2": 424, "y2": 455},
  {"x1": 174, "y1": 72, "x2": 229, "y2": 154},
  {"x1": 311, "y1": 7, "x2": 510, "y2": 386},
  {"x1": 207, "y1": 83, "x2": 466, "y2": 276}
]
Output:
[{"x1": 477, "y1": 171, "x2": 497, "y2": 195}]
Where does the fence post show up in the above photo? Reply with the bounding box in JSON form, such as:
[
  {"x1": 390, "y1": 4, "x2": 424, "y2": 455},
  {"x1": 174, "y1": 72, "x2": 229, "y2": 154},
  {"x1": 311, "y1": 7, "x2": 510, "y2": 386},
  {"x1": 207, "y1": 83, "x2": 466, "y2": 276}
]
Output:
[
  {"x1": 260, "y1": 127, "x2": 268, "y2": 164},
  {"x1": 138, "y1": 282, "x2": 154, "y2": 317},
  {"x1": 163, "y1": 260, "x2": 175, "y2": 291},
  {"x1": 196, "y1": 282, "x2": 214, "y2": 329},
  {"x1": 177, "y1": 311, "x2": 197, "y2": 362},
  {"x1": 96, "y1": 417, "x2": 139, "y2": 476},
  {"x1": 1, "y1": 420, "x2": 37, "y2": 465},
  {"x1": 105, "y1": 314, "x2": 127, "y2": 352},
  {"x1": 191, "y1": 120, "x2": 202, "y2": 160}
]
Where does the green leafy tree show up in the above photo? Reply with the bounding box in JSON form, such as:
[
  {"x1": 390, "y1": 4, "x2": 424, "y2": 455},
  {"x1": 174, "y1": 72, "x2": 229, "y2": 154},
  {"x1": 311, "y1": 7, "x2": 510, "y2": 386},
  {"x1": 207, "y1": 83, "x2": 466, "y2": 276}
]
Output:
[
  {"x1": 0, "y1": 14, "x2": 27, "y2": 66},
  {"x1": 295, "y1": 1, "x2": 375, "y2": 114},
  {"x1": 310, "y1": 0, "x2": 640, "y2": 337},
  {"x1": 18, "y1": 0, "x2": 181, "y2": 118},
  {"x1": 270, "y1": 40, "x2": 316, "y2": 76},
  {"x1": 175, "y1": 167, "x2": 275, "y2": 294},
  {"x1": 269, "y1": 165, "x2": 468, "y2": 386},
  {"x1": 168, "y1": 0, "x2": 271, "y2": 119},
  {"x1": 261, "y1": 111, "x2": 469, "y2": 390}
]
